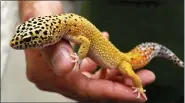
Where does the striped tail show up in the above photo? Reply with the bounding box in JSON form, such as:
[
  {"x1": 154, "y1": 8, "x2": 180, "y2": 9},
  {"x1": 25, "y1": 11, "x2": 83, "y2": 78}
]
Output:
[{"x1": 128, "y1": 42, "x2": 184, "y2": 69}]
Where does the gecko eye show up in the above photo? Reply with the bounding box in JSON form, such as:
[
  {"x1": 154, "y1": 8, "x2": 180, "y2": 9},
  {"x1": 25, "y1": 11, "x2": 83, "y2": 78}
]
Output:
[{"x1": 22, "y1": 35, "x2": 32, "y2": 42}]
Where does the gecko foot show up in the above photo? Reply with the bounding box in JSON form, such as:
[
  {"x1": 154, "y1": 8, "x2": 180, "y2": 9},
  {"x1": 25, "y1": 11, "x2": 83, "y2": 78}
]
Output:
[
  {"x1": 70, "y1": 53, "x2": 82, "y2": 71},
  {"x1": 132, "y1": 87, "x2": 147, "y2": 100}
]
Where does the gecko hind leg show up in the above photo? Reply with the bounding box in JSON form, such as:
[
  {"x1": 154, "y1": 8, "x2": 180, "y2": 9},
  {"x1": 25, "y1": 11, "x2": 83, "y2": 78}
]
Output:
[{"x1": 118, "y1": 60, "x2": 147, "y2": 100}]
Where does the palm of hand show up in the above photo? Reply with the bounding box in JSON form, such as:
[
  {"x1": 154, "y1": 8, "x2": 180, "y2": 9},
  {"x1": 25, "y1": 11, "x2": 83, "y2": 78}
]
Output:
[{"x1": 25, "y1": 37, "x2": 155, "y2": 102}]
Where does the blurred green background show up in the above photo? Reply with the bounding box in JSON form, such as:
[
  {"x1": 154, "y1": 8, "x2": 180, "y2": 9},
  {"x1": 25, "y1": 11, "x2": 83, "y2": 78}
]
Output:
[{"x1": 79, "y1": 0, "x2": 184, "y2": 103}]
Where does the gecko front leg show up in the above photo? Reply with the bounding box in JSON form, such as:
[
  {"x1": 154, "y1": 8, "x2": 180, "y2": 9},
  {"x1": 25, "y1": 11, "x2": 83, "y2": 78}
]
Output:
[{"x1": 65, "y1": 35, "x2": 90, "y2": 71}]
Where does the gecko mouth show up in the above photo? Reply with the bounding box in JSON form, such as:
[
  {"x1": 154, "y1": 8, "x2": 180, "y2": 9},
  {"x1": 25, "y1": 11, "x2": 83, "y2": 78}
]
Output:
[{"x1": 9, "y1": 41, "x2": 23, "y2": 50}]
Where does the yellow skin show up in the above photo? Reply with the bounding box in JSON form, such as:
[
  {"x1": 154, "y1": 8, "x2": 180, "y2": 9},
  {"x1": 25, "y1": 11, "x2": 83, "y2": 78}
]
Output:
[{"x1": 10, "y1": 13, "x2": 184, "y2": 100}]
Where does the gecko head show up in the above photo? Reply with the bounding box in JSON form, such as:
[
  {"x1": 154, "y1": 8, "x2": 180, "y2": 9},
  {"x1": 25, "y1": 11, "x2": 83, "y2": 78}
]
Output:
[{"x1": 10, "y1": 17, "x2": 53, "y2": 50}]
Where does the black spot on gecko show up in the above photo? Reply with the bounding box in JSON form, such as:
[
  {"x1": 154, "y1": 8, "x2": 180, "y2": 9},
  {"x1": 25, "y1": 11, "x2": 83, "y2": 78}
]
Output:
[
  {"x1": 11, "y1": 39, "x2": 14, "y2": 41},
  {"x1": 16, "y1": 37, "x2": 19, "y2": 40},
  {"x1": 35, "y1": 30, "x2": 39, "y2": 34},
  {"x1": 15, "y1": 42, "x2": 18, "y2": 45},
  {"x1": 37, "y1": 23, "x2": 42, "y2": 25},
  {"x1": 30, "y1": 41, "x2": 33, "y2": 44},
  {"x1": 46, "y1": 24, "x2": 49, "y2": 26},
  {"x1": 74, "y1": 24, "x2": 76, "y2": 27},
  {"x1": 24, "y1": 33, "x2": 28, "y2": 36},
  {"x1": 58, "y1": 20, "x2": 61, "y2": 23},
  {"x1": 38, "y1": 40, "x2": 42, "y2": 43},
  {"x1": 29, "y1": 32, "x2": 33, "y2": 35},
  {"x1": 40, "y1": 36, "x2": 44, "y2": 40},
  {"x1": 43, "y1": 31, "x2": 47, "y2": 35},
  {"x1": 39, "y1": 20, "x2": 43, "y2": 22},
  {"x1": 33, "y1": 21, "x2": 37, "y2": 24},
  {"x1": 17, "y1": 30, "x2": 20, "y2": 33},
  {"x1": 33, "y1": 36, "x2": 38, "y2": 39},
  {"x1": 65, "y1": 17, "x2": 67, "y2": 19},
  {"x1": 27, "y1": 24, "x2": 32, "y2": 26},
  {"x1": 34, "y1": 41, "x2": 37, "y2": 44},
  {"x1": 64, "y1": 20, "x2": 66, "y2": 23},
  {"x1": 41, "y1": 27, "x2": 44, "y2": 29},
  {"x1": 17, "y1": 26, "x2": 21, "y2": 30},
  {"x1": 75, "y1": 19, "x2": 77, "y2": 21},
  {"x1": 20, "y1": 41, "x2": 23, "y2": 44},
  {"x1": 22, "y1": 27, "x2": 25, "y2": 30}
]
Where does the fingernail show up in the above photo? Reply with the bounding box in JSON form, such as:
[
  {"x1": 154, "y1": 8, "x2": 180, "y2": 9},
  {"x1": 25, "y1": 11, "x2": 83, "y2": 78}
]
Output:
[{"x1": 51, "y1": 48, "x2": 70, "y2": 75}]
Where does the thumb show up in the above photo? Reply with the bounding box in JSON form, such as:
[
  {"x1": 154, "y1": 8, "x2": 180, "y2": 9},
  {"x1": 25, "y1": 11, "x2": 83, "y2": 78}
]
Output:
[{"x1": 40, "y1": 39, "x2": 75, "y2": 76}]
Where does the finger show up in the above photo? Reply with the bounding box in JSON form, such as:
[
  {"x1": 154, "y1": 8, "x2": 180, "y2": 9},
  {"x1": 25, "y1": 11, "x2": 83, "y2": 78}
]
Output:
[
  {"x1": 82, "y1": 69, "x2": 155, "y2": 87},
  {"x1": 101, "y1": 31, "x2": 109, "y2": 39},
  {"x1": 92, "y1": 69, "x2": 120, "y2": 79},
  {"x1": 70, "y1": 73, "x2": 148, "y2": 102},
  {"x1": 107, "y1": 69, "x2": 156, "y2": 87},
  {"x1": 40, "y1": 39, "x2": 75, "y2": 76},
  {"x1": 79, "y1": 57, "x2": 98, "y2": 73}
]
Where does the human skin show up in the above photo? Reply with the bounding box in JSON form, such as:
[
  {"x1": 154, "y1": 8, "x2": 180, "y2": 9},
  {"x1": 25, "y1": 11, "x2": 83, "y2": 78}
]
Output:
[{"x1": 18, "y1": 1, "x2": 155, "y2": 102}]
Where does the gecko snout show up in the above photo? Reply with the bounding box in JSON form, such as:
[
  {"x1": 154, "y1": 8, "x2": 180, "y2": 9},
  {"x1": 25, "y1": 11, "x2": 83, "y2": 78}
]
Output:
[{"x1": 10, "y1": 41, "x2": 15, "y2": 47}]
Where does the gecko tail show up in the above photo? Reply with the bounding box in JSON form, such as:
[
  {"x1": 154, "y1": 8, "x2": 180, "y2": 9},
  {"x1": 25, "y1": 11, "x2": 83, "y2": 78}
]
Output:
[
  {"x1": 136, "y1": 42, "x2": 184, "y2": 68},
  {"x1": 129, "y1": 42, "x2": 184, "y2": 68},
  {"x1": 155, "y1": 43, "x2": 184, "y2": 68}
]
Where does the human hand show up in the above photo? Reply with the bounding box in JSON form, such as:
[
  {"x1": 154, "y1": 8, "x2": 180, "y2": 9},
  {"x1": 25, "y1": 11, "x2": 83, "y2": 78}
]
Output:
[{"x1": 19, "y1": 1, "x2": 155, "y2": 102}]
